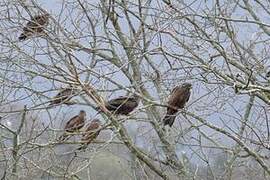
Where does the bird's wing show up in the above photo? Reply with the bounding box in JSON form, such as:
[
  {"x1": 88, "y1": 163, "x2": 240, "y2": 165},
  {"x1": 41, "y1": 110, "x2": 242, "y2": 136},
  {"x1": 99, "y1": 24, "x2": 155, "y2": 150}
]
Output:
[
  {"x1": 54, "y1": 89, "x2": 75, "y2": 101},
  {"x1": 25, "y1": 20, "x2": 38, "y2": 29},
  {"x1": 59, "y1": 88, "x2": 73, "y2": 96},
  {"x1": 24, "y1": 15, "x2": 48, "y2": 30},
  {"x1": 167, "y1": 87, "x2": 189, "y2": 108},
  {"x1": 64, "y1": 115, "x2": 78, "y2": 130},
  {"x1": 125, "y1": 98, "x2": 138, "y2": 107},
  {"x1": 107, "y1": 97, "x2": 127, "y2": 107},
  {"x1": 82, "y1": 122, "x2": 100, "y2": 141},
  {"x1": 86, "y1": 122, "x2": 100, "y2": 132},
  {"x1": 171, "y1": 86, "x2": 180, "y2": 94}
]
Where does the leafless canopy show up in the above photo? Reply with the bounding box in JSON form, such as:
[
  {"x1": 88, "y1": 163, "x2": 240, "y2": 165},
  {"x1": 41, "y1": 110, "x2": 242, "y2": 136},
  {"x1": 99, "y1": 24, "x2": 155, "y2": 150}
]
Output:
[{"x1": 0, "y1": 0, "x2": 270, "y2": 179}]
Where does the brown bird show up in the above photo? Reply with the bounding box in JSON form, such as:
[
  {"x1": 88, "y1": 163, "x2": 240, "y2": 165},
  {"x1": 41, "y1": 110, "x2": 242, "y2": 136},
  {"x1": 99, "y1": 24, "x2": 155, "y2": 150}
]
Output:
[
  {"x1": 78, "y1": 119, "x2": 102, "y2": 150},
  {"x1": 163, "y1": 83, "x2": 192, "y2": 127},
  {"x1": 100, "y1": 95, "x2": 140, "y2": 115},
  {"x1": 58, "y1": 110, "x2": 86, "y2": 141},
  {"x1": 19, "y1": 13, "x2": 50, "y2": 41},
  {"x1": 49, "y1": 87, "x2": 76, "y2": 106}
]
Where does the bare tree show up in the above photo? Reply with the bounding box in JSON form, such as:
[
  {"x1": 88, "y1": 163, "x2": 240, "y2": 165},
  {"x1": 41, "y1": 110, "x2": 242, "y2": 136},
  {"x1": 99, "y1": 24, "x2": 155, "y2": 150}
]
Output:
[{"x1": 0, "y1": 0, "x2": 270, "y2": 179}]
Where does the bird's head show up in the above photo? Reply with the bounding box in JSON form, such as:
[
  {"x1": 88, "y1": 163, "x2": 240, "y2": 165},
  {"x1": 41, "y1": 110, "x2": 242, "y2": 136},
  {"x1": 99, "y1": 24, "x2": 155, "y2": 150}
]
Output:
[
  {"x1": 182, "y1": 83, "x2": 192, "y2": 90},
  {"x1": 79, "y1": 110, "x2": 86, "y2": 117}
]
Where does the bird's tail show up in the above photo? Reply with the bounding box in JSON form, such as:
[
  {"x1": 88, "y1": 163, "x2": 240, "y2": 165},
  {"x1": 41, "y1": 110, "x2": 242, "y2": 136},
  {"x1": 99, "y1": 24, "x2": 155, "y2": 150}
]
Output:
[
  {"x1": 163, "y1": 113, "x2": 176, "y2": 127},
  {"x1": 19, "y1": 33, "x2": 27, "y2": 41}
]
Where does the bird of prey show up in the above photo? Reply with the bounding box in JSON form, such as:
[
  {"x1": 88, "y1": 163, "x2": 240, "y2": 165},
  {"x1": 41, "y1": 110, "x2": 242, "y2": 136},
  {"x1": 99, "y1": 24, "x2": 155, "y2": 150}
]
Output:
[
  {"x1": 99, "y1": 95, "x2": 140, "y2": 115},
  {"x1": 163, "y1": 83, "x2": 192, "y2": 127},
  {"x1": 19, "y1": 13, "x2": 50, "y2": 41},
  {"x1": 78, "y1": 119, "x2": 101, "y2": 150},
  {"x1": 58, "y1": 110, "x2": 86, "y2": 141},
  {"x1": 49, "y1": 87, "x2": 77, "y2": 106}
]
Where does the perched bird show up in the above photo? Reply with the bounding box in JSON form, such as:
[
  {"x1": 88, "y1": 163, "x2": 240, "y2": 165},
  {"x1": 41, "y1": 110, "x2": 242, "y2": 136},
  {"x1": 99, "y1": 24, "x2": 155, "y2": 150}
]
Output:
[
  {"x1": 19, "y1": 13, "x2": 50, "y2": 41},
  {"x1": 78, "y1": 119, "x2": 102, "y2": 150},
  {"x1": 58, "y1": 110, "x2": 86, "y2": 141},
  {"x1": 100, "y1": 95, "x2": 140, "y2": 115},
  {"x1": 163, "y1": 83, "x2": 192, "y2": 127},
  {"x1": 49, "y1": 87, "x2": 76, "y2": 106}
]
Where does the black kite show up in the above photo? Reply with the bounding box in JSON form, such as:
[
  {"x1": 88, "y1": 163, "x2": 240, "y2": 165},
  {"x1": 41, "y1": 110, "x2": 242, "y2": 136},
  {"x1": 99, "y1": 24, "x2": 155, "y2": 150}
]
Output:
[
  {"x1": 49, "y1": 87, "x2": 76, "y2": 106},
  {"x1": 78, "y1": 119, "x2": 101, "y2": 150},
  {"x1": 59, "y1": 110, "x2": 86, "y2": 141},
  {"x1": 102, "y1": 95, "x2": 140, "y2": 115},
  {"x1": 163, "y1": 83, "x2": 192, "y2": 127},
  {"x1": 19, "y1": 13, "x2": 50, "y2": 41}
]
